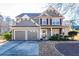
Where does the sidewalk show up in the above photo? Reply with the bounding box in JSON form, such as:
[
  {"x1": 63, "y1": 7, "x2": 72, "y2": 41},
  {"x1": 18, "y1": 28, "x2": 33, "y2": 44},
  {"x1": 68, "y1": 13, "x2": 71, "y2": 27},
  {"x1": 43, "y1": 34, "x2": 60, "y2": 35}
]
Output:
[{"x1": 0, "y1": 40, "x2": 7, "y2": 45}]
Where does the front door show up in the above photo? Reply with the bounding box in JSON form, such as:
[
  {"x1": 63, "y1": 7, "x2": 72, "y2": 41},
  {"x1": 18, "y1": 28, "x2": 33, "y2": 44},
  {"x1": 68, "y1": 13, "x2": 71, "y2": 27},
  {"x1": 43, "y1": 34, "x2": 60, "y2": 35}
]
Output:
[{"x1": 41, "y1": 29, "x2": 47, "y2": 40}]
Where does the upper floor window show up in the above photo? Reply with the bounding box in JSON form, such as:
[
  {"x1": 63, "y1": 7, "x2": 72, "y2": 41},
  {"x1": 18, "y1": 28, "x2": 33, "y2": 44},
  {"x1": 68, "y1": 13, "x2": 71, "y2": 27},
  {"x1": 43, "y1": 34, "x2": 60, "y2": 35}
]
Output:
[
  {"x1": 42, "y1": 18, "x2": 47, "y2": 25},
  {"x1": 52, "y1": 19, "x2": 60, "y2": 25},
  {"x1": 40, "y1": 18, "x2": 48, "y2": 25}
]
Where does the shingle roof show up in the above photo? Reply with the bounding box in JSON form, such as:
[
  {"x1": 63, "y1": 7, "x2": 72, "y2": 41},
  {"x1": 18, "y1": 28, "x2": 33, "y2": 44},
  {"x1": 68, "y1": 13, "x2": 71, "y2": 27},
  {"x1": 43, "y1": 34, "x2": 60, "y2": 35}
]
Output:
[
  {"x1": 16, "y1": 13, "x2": 40, "y2": 18},
  {"x1": 13, "y1": 20, "x2": 39, "y2": 27},
  {"x1": 44, "y1": 9, "x2": 62, "y2": 17},
  {"x1": 46, "y1": 10, "x2": 61, "y2": 17}
]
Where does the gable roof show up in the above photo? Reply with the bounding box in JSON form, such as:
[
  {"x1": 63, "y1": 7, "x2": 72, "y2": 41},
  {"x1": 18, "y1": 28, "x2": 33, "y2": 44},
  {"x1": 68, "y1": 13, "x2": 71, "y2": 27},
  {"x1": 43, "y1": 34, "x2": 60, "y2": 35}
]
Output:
[
  {"x1": 16, "y1": 13, "x2": 40, "y2": 18},
  {"x1": 13, "y1": 19, "x2": 40, "y2": 27},
  {"x1": 16, "y1": 6, "x2": 63, "y2": 18},
  {"x1": 39, "y1": 6, "x2": 63, "y2": 17},
  {"x1": 46, "y1": 9, "x2": 62, "y2": 17}
]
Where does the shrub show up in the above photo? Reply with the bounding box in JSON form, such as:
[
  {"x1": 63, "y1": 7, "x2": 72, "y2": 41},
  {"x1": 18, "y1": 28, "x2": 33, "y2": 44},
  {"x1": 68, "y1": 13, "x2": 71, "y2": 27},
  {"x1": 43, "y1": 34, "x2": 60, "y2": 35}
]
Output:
[
  {"x1": 3, "y1": 32, "x2": 12, "y2": 41},
  {"x1": 49, "y1": 34, "x2": 70, "y2": 41},
  {"x1": 49, "y1": 34, "x2": 59, "y2": 40},
  {"x1": 68, "y1": 31, "x2": 77, "y2": 40}
]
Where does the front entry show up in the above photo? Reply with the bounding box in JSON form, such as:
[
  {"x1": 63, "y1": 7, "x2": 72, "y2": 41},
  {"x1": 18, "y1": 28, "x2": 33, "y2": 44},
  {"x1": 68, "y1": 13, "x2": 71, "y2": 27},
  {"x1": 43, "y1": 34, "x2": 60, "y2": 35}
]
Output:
[
  {"x1": 52, "y1": 29, "x2": 60, "y2": 35},
  {"x1": 41, "y1": 29, "x2": 47, "y2": 40}
]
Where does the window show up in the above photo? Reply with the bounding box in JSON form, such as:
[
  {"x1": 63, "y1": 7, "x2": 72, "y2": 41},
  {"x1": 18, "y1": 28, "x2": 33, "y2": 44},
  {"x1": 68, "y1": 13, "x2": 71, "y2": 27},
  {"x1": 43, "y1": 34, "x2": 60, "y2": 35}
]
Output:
[
  {"x1": 52, "y1": 19, "x2": 60, "y2": 25},
  {"x1": 42, "y1": 18, "x2": 47, "y2": 25}
]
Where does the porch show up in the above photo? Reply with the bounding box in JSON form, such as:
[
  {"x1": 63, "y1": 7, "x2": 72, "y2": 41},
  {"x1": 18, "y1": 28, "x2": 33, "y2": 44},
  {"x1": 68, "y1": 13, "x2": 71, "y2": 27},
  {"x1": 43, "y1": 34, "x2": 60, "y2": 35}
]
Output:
[{"x1": 40, "y1": 28, "x2": 62, "y2": 40}]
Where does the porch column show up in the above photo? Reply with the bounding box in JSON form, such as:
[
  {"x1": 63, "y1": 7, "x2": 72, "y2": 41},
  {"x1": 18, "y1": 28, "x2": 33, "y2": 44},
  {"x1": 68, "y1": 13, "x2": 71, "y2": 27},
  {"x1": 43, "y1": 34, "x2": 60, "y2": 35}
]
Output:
[
  {"x1": 13, "y1": 30, "x2": 15, "y2": 40},
  {"x1": 12, "y1": 30, "x2": 14, "y2": 40},
  {"x1": 51, "y1": 28, "x2": 52, "y2": 36},
  {"x1": 40, "y1": 27, "x2": 42, "y2": 38}
]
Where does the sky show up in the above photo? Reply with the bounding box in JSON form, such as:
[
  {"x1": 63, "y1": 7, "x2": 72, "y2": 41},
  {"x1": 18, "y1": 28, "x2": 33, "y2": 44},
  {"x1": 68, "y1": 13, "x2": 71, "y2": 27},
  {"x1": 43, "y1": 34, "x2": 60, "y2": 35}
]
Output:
[
  {"x1": 0, "y1": 0, "x2": 79, "y2": 20},
  {"x1": 0, "y1": 3, "x2": 47, "y2": 19}
]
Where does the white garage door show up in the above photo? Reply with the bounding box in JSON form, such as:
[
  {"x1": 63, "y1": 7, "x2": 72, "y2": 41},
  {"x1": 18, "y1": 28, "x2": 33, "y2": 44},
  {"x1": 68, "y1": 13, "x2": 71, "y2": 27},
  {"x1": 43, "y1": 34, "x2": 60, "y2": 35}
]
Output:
[
  {"x1": 14, "y1": 30, "x2": 38, "y2": 40},
  {"x1": 15, "y1": 31, "x2": 25, "y2": 40},
  {"x1": 27, "y1": 31, "x2": 37, "y2": 40}
]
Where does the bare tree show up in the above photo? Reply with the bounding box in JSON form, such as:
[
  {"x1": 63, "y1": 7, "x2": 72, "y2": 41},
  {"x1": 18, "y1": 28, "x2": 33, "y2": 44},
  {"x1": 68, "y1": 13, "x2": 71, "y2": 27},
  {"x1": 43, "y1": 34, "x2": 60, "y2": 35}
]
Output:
[
  {"x1": 47, "y1": 3, "x2": 78, "y2": 15},
  {"x1": 46, "y1": 3, "x2": 79, "y2": 29}
]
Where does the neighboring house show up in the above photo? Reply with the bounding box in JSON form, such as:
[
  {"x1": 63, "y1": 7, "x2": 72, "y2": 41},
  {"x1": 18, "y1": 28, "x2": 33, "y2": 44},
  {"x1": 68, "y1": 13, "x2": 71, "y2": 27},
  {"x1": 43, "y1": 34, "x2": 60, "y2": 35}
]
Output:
[{"x1": 12, "y1": 6, "x2": 69, "y2": 40}]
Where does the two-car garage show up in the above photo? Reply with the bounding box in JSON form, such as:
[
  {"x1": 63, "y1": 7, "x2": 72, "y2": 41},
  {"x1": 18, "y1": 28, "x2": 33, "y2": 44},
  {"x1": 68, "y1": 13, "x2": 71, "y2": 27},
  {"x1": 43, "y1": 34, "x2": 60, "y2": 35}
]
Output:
[
  {"x1": 12, "y1": 20, "x2": 40, "y2": 40},
  {"x1": 14, "y1": 30, "x2": 39, "y2": 40}
]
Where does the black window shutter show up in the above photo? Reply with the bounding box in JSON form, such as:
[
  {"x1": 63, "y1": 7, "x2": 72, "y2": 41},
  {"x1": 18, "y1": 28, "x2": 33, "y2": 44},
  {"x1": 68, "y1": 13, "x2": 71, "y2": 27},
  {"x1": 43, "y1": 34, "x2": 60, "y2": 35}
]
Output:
[
  {"x1": 50, "y1": 18, "x2": 52, "y2": 25},
  {"x1": 60, "y1": 19, "x2": 62, "y2": 25},
  {"x1": 40, "y1": 18, "x2": 42, "y2": 25},
  {"x1": 47, "y1": 18, "x2": 48, "y2": 25}
]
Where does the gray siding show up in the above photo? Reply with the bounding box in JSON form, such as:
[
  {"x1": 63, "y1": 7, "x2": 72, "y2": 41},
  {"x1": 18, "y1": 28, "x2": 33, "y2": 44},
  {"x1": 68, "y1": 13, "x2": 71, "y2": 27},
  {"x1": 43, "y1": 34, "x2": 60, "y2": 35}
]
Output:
[{"x1": 15, "y1": 31, "x2": 25, "y2": 40}]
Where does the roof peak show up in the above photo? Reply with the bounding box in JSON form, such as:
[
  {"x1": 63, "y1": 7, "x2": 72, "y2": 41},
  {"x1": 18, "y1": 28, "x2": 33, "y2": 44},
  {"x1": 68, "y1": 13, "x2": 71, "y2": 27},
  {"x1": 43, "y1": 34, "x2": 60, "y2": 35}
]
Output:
[
  {"x1": 16, "y1": 13, "x2": 41, "y2": 17},
  {"x1": 47, "y1": 5, "x2": 55, "y2": 10}
]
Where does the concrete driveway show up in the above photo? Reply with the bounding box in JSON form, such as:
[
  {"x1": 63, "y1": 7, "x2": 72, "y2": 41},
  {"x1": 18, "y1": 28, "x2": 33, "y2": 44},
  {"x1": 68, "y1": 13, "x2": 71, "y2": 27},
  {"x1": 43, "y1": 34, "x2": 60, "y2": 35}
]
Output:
[
  {"x1": 0, "y1": 41, "x2": 39, "y2": 56},
  {"x1": 0, "y1": 41, "x2": 62, "y2": 56},
  {"x1": 0, "y1": 41, "x2": 79, "y2": 56}
]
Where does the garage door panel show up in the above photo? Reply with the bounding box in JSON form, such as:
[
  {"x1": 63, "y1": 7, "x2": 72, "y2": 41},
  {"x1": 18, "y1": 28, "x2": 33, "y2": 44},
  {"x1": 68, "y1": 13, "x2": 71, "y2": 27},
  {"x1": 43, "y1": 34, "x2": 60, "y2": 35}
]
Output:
[
  {"x1": 28, "y1": 31, "x2": 37, "y2": 40},
  {"x1": 15, "y1": 31, "x2": 25, "y2": 40}
]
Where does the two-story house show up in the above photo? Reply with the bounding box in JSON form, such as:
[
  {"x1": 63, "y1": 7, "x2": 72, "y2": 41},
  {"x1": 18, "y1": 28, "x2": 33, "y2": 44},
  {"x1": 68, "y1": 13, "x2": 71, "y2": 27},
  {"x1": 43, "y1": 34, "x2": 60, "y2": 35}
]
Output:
[{"x1": 12, "y1": 6, "x2": 69, "y2": 40}]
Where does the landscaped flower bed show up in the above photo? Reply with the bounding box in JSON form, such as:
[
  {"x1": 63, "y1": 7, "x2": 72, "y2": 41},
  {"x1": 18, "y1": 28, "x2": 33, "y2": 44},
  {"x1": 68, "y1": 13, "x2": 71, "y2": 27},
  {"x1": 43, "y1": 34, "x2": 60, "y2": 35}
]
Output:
[{"x1": 48, "y1": 34, "x2": 75, "y2": 41}]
